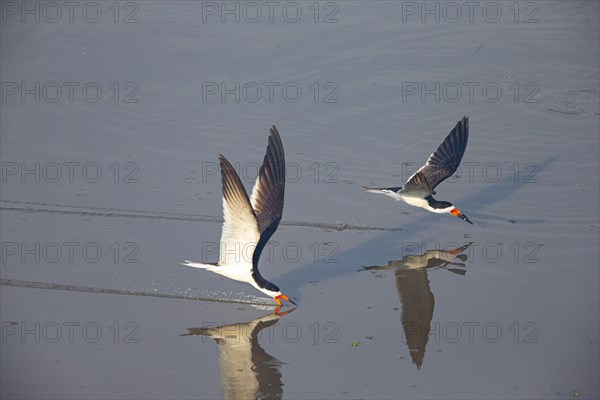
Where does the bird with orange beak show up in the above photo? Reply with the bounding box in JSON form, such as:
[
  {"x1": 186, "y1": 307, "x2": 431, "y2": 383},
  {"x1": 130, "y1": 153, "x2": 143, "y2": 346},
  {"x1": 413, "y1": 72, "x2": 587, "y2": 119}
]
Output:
[
  {"x1": 183, "y1": 126, "x2": 296, "y2": 308},
  {"x1": 363, "y1": 117, "x2": 473, "y2": 224}
]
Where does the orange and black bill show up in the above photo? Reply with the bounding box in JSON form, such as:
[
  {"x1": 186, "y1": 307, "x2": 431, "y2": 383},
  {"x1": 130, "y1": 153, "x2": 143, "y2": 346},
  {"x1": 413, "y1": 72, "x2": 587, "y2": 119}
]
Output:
[
  {"x1": 451, "y1": 208, "x2": 473, "y2": 224},
  {"x1": 275, "y1": 294, "x2": 297, "y2": 306}
]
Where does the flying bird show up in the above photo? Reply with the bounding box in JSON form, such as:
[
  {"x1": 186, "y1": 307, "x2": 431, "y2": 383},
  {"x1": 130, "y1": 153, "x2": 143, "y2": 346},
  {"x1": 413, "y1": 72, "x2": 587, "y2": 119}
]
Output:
[
  {"x1": 183, "y1": 126, "x2": 296, "y2": 308},
  {"x1": 363, "y1": 117, "x2": 473, "y2": 224}
]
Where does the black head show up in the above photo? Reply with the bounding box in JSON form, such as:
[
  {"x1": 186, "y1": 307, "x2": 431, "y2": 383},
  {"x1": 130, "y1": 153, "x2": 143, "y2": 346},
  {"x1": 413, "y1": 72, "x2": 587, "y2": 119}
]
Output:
[
  {"x1": 252, "y1": 270, "x2": 280, "y2": 292},
  {"x1": 425, "y1": 195, "x2": 453, "y2": 210}
]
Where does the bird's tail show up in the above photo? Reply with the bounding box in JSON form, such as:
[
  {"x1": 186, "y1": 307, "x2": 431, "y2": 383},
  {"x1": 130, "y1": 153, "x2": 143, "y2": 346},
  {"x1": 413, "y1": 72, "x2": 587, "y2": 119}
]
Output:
[
  {"x1": 181, "y1": 260, "x2": 217, "y2": 270},
  {"x1": 362, "y1": 186, "x2": 403, "y2": 194},
  {"x1": 362, "y1": 186, "x2": 387, "y2": 193}
]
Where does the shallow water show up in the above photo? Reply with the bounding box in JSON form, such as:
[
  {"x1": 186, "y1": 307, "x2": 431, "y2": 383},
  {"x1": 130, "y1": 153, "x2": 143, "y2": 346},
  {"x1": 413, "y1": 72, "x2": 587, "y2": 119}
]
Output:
[{"x1": 1, "y1": 1, "x2": 599, "y2": 399}]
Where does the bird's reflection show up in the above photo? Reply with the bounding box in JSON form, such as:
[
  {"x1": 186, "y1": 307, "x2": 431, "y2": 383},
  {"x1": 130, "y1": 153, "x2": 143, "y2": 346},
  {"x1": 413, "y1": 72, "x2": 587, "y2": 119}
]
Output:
[
  {"x1": 362, "y1": 243, "x2": 472, "y2": 369},
  {"x1": 181, "y1": 309, "x2": 295, "y2": 400}
]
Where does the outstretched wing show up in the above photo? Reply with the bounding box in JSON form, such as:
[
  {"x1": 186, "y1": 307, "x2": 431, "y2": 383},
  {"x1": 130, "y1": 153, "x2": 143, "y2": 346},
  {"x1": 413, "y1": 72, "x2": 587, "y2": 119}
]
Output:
[
  {"x1": 396, "y1": 269, "x2": 435, "y2": 370},
  {"x1": 218, "y1": 155, "x2": 260, "y2": 267},
  {"x1": 249, "y1": 126, "x2": 286, "y2": 245},
  {"x1": 406, "y1": 116, "x2": 469, "y2": 191}
]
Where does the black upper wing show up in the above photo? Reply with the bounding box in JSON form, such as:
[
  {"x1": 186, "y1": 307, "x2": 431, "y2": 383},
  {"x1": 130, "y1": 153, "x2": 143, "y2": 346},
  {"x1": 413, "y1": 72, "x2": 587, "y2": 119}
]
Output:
[
  {"x1": 249, "y1": 126, "x2": 286, "y2": 244},
  {"x1": 406, "y1": 116, "x2": 469, "y2": 191}
]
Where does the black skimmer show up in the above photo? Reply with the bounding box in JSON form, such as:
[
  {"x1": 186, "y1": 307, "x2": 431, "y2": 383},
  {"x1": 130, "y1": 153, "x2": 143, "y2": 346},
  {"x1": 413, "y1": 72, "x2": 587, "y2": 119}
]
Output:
[
  {"x1": 181, "y1": 309, "x2": 294, "y2": 399},
  {"x1": 362, "y1": 243, "x2": 472, "y2": 369},
  {"x1": 363, "y1": 117, "x2": 473, "y2": 224},
  {"x1": 183, "y1": 126, "x2": 296, "y2": 308}
]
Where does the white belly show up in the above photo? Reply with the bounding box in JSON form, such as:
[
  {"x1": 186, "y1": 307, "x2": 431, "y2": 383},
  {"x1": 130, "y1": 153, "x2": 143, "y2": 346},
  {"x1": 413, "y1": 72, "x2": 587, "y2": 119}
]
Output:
[
  {"x1": 378, "y1": 190, "x2": 450, "y2": 213},
  {"x1": 400, "y1": 195, "x2": 430, "y2": 209}
]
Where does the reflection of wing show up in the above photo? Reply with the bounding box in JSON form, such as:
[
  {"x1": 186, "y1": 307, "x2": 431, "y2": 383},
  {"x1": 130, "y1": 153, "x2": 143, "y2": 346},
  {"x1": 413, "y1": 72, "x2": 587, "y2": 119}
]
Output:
[
  {"x1": 395, "y1": 269, "x2": 434, "y2": 370},
  {"x1": 362, "y1": 243, "x2": 472, "y2": 370},
  {"x1": 362, "y1": 247, "x2": 468, "y2": 272},
  {"x1": 182, "y1": 312, "x2": 286, "y2": 400}
]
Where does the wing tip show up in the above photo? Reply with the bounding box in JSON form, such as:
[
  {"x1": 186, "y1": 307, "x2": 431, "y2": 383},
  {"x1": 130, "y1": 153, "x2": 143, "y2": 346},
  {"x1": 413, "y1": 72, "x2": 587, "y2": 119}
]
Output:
[
  {"x1": 270, "y1": 125, "x2": 281, "y2": 143},
  {"x1": 269, "y1": 126, "x2": 283, "y2": 153},
  {"x1": 459, "y1": 116, "x2": 469, "y2": 135},
  {"x1": 263, "y1": 124, "x2": 285, "y2": 184},
  {"x1": 218, "y1": 155, "x2": 234, "y2": 178}
]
